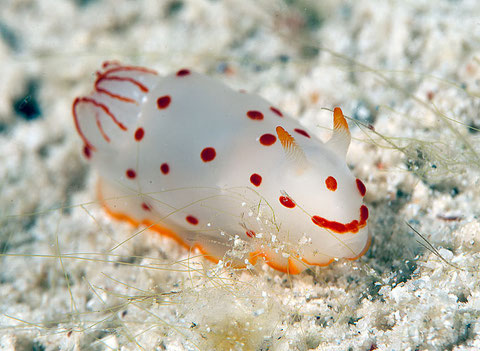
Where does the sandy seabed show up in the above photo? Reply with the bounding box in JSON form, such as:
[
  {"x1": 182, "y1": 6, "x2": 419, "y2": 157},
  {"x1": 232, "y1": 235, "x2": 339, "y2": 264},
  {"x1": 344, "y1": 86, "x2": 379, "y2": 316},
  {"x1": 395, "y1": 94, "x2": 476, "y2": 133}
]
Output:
[{"x1": 1, "y1": 0, "x2": 480, "y2": 350}]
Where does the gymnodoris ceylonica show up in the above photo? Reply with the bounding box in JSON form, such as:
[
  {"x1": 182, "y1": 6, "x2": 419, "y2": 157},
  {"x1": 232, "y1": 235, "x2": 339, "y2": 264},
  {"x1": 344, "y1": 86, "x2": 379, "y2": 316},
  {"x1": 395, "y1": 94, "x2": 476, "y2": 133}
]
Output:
[{"x1": 73, "y1": 61, "x2": 370, "y2": 274}]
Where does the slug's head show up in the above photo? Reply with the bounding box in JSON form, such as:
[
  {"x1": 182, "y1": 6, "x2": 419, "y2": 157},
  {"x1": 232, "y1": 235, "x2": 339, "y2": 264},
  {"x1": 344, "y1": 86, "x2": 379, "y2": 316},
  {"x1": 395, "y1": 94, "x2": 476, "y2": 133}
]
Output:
[{"x1": 274, "y1": 108, "x2": 370, "y2": 265}]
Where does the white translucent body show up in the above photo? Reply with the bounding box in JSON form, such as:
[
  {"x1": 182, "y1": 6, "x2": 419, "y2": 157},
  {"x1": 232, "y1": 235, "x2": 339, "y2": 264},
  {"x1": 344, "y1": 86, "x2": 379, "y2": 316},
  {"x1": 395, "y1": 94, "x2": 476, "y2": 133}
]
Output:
[{"x1": 74, "y1": 64, "x2": 370, "y2": 273}]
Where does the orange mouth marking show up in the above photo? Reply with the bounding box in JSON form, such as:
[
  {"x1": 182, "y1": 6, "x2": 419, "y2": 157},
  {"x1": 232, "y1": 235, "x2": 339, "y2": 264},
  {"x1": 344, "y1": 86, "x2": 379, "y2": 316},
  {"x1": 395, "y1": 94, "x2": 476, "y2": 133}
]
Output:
[{"x1": 311, "y1": 205, "x2": 369, "y2": 234}]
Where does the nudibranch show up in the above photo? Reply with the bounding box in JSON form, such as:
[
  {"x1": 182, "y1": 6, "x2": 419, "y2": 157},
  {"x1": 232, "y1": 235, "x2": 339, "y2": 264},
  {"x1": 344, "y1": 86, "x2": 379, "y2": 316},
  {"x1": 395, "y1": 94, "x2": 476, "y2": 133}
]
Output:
[{"x1": 72, "y1": 61, "x2": 370, "y2": 274}]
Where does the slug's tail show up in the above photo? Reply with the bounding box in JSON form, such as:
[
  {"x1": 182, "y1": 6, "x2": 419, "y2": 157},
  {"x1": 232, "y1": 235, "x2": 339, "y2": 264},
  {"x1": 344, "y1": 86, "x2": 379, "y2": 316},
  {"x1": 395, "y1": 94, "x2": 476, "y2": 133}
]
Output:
[{"x1": 72, "y1": 61, "x2": 159, "y2": 157}]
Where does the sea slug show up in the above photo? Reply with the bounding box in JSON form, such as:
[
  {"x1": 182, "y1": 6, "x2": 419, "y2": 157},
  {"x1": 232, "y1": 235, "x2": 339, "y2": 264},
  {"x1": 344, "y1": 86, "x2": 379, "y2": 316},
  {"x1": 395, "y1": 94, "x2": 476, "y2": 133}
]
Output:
[{"x1": 72, "y1": 61, "x2": 370, "y2": 274}]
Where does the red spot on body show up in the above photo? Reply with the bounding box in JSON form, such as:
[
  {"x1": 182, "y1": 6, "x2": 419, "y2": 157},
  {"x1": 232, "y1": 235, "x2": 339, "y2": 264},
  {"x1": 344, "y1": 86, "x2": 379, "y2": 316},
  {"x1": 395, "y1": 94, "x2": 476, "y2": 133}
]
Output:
[
  {"x1": 201, "y1": 147, "x2": 216, "y2": 162},
  {"x1": 356, "y1": 179, "x2": 366, "y2": 196},
  {"x1": 279, "y1": 196, "x2": 295, "y2": 208},
  {"x1": 360, "y1": 205, "x2": 369, "y2": 222},
  {"x1": 246, "y1": 230, "x2": 256, "y2": 238},
  {"x1": 186, "y1": 215, "x2": 198, "y2": 225},
  {"x1": 141, "y1": 202, "x2": 151, "y2": 211},
  {"x1": 312, "y1": 205, "x2": 369, "y2": 234},
  {"x1": 134, "y1": 127, "x2": 144, "y2": 141},
  {"x1": 294, "y1": 128, "x2": 310, "y2": 138},
  {"x1": 83, "y1": 145, "x2": 91, "y2": 159},
  {"x1": 126, "y1": 169, "x2": 136, "y2": 179},
  {"x1": 247, "y1": 110, "x2": 264, "y2": 120},
  {"x1": 157, "y1": 95, "x2": 171, "y2": 109},
  {"x1": 259, "y1": 133, "x2": 277, "y2": 146},
  {"x1": 325, "y1": 176, "x2": 337, "y2": 191},
  {"x1": 250, "y1": 173, "x2": 262, "y2": 187},
  {"x1": 270, "y1": 106, "x2": 283, "y2": 117},
  {"x1": 160, "y1": 163, "x2": 170, "y2": 175},
  {"x1": 176, "y1": 69, "x2": 191, "y2": 77}
]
